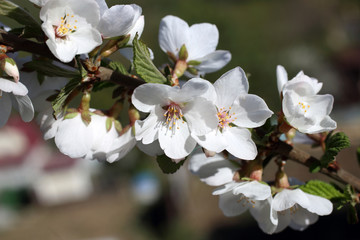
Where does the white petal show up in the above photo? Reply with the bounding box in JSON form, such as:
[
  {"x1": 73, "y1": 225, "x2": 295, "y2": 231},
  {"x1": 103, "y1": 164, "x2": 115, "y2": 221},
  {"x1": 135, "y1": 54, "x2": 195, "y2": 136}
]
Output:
[
  {"x1": 276, "y1": 65, "x2": 288, "y2": 94},
  {"x1": 272, "y1": 189, "x2": 309, "y2": 212},
  {"x1": 0, "y1": 93, "x2": 12, "y2": 127},
  {"x1": 275, "y1": 213, "x2": 292, "y2": 233},
  {"x1": 214, "y1": 67, "x2": 249, "y2": 107},
  {"x1": 14, "y1": 95, "x2": 34, "y2": 122},
  {"x1": 93, "y1": 0, "x2": 109, "y2": 16},
  {"x1": 188, "y1": 148, "x2": 238, "y2": 186},
  {"x1": 250, "y1": 197, "x2": 278, "y2": 234},
  {"x1": 232, "y1": 181, "x2": 271, "y2": 201},
  {"x1": 176, "y1": 78, "x2": 213, "y2": 102},
  {"x1": 218, "y1": 191, "x2": 248, "y2": 217},
  {"x1": 302, "y1": 192, "x2": 333, "y2": 215},
  {"x1": 45, "y1": 37, "x2": 78, "y2": 63},
  {"x1": 136, "y1": 140, "x2": 163, "y2": 156},
  {"x1": 69, "y1": 25, "x2": 102, "y2": 54},
  {"x1": 158, "y1": 15, "x2": 189, "y2": 56},
  {"x1": 187, "y1": 23, "x2": 219, "y2": 60},
  {"x1": 183, "y1": 98, "x2": 218, "y2": 136},
  {"x1": 0, "y1": 78, "x2": 28, "y2": 96},
  {"x1": 98, "y1": 4, "x2": 142, "y2": 38},
  {"x1": 132, "y1": 83, "x2": 173, "y2": 112},
  {"x1": 128, "y1": 15, "x2": 145, "y2": 44},
  {"x1": 37, "y1": 107, "x2": 60, "y2": 140},
  {"x1": 134, "y1": 111, "x2": 160, "y2": 144},
  {"x1": 191, "y1": 129, "x2": 228, "y2": 153},
  {"x1": 222, "y1": 127, "x2": 257, "y2": 160},
  {"x1": 106, "y1": 129, "x2": 136, "y2": 163},
  {"x1": 290, "y1": 207, "x2": 319, "y2": 229},
  {"x1": 195, "y1": 50, "x2": 231, "y2": 74},
  {"x1": 232, "y1": 94, "x2": 273, "y2": 128},
  {"x1": 54, "y1": 116, "x2": 93, "y2": 158},
  {"x1": 158, "y1": 120, "x2": 196, "y2": 159}
]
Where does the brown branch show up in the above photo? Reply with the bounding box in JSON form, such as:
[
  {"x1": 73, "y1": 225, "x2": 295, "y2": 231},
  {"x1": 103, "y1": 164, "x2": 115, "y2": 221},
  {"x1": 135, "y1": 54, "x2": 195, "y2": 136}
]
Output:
[{"x1": 272, "y1": 140, "x2": 360, "y2": 192}]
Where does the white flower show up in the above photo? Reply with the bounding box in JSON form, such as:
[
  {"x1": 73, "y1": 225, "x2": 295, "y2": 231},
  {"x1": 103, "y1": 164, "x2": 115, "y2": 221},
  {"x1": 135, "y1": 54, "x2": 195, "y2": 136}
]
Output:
[
  {"x1": 192, "y1": 67, "x2": 273, "y2": 159},
  {"x1": 38, "y1": 109, "x2": 136, "y2": 162},
  {"x1": 268, "y1": 188, "x2": 333, "y2": 233},
  {"x1": 277, "y1": 65, "x2": 337, "y2": 134},
  {"x1": 40, "y1": 0, "x2": 102, "y2": 62},
  {"x1": 132, "y1": 79, "x2": 218, "y2": 159},
  {"x1": 95, "y1": 0, "x2": 144, "y2": 40},
  {"x1": 159, "y1": 15, "x2": 231, "y2": 75},
  {"x1": 29, "y1": 0, "x2": 50, "y2": 7},
  {"x1": 0, "y1": 78, "x2": 34, "y2": 127}
]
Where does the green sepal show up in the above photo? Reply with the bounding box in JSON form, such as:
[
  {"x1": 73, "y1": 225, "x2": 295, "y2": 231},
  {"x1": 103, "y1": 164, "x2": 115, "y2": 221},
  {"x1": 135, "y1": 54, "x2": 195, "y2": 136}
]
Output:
[
  {"x1": 114, "y1": 120, "x2": 123, "y2": 134},
  {"x1": 81, "y1": 110, "x2": 91, "y2": 126},
  {"x1": 106, "y1": 117, "x2": 113, "y2": 132},
  {"x1": 187, "y1": 60, "x2": 201, "y2": 66},
  {"x1": 187, "y1": 67, "x2": 198, "y2": 75},
  {"x1": 24, "y1": 60, "x2": 79, "y2": 78},
  {"x1": 64, "y1": 112, "x2": 79, "y2": 120},
  {"x1": 156, "y1": 155, "x2": 185, "y2": 174},
  {"x1": 51, "y1": 78, "x2": 81, "y2": 118},
  {"x1": 133, "y1": 34, "x2": 167, "y2": 84},
  {"x1": 178, "y1": 44, "x2": 188, "y2": 61},
  {"x1": 5, "y1": 57, "x2": 16, "y2": 66}
]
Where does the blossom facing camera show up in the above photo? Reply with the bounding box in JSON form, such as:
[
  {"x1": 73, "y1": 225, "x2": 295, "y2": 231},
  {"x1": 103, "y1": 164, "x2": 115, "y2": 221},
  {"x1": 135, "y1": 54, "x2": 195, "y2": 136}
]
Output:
[
  {"x1": 277, "y1": 65, "x2": 337, "y2": 134},
  {"x1": 192, "y1": 67, "x2": 273, "y2": 160},
  {"x1": 132, "y1": 79, "x2": 218, "y2": 159},
  {"x1": 40, "y1": 0, "x2": 102, "y2": 62},
  {"x1": 159, "y1": 15, "x2": 231, "y2": 76}
]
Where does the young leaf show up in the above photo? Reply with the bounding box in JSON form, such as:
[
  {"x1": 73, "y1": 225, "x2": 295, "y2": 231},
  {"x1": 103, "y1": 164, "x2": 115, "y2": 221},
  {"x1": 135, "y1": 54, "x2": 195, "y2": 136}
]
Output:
[
  {"x1": 156, "y1": 155, "x2": 185, "y2": 174},
  {"x1": 108, "y1": 61, "x2": 129, "y2": 76},
  {"x1": 0, "y1": 0, "x2": 41, "y2": 32},
  {"x1": 92, "y1": 81, "x2": 115, "y2": 92},
  {"x1": 52, "y1": 78, "x2": 81, "y2": 117},
  {"x1": 299, "y1": 180, "x2": 344, "y2": 200},
  {"x1": 133, "y1": 35, "x2": 167, "y2": 84},
  {"x1": 23, "y1": 60, "x2": 79, "y2": 78},
  {"x1": 320, "y1": 132, "x2": 350, "y2": 168}
]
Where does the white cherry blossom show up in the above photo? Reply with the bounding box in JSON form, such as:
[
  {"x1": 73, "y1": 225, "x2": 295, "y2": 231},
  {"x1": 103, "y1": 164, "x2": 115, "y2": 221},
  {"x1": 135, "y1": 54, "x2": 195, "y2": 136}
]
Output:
[
  {"x1": 277, "y1": 65, "x2": 336, "y2": 134},
  {"x1": 192, "y1": 67, "x2": 273, "y2": 160},
  {"x1": 40, "y1": 0, "x2": 102, "y2": 62},
  {"x1": 132, "y1": 79, "x2": 218, "y2": 159},
  {"x1": 159, "y1": 15, "x2": 231, "y2": 75},
  {"x1": 268, "y1": 188, "x2": 333, "y2": 233},
  {"x1": 0, "y1": 78, "x2": 34, "y2": 127}
]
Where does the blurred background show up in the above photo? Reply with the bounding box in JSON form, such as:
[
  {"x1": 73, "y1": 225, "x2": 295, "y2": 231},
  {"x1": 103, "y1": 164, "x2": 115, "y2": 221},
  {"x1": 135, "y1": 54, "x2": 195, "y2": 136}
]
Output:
[{"x1": 0, "y1": 0, "x2": 360, "y2": 239}]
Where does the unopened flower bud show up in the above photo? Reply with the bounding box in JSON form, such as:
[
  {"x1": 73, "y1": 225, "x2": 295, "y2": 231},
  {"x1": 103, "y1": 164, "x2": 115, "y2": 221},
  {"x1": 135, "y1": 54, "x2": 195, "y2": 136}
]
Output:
[
  {"x1": 1, "y1": 55, "x2": 19, "y2": 82},
  {"x1": 275, "y1": 168, "x2": 290, "y2": 189}
]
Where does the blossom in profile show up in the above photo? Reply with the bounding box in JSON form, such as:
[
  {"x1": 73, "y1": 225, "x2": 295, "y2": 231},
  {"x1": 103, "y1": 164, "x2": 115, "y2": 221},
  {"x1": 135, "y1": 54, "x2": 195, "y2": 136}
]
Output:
[
  {"x1": 277, "y1": 65, "x2": 336, "y2": 134},
  {"x1": 158, "y1": 15, "x2": 231, "y2": 76},
  {"x1": 192, "y1": 67, "x2": 273, "y2": 159},
  {"x1": 40, "y1": 0, "x2": 102, "y2": 62},
  {"x1": 268, "y1": 188, "x2": 333, "y2": 233},
  {"x1": 95, "y1": 0, "x2": 144, "y2": 41},
  {"x1": 132, "y1": 79, "x2": 218, "y2": 160},
  {"x1": 0, "y1": 78, "x2": 34, "y2": 127}
]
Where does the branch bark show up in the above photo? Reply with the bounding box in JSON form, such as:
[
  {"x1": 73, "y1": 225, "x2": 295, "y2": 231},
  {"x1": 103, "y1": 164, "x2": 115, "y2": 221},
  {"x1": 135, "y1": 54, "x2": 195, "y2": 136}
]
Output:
[{"x1": 272, "y1": 140, "x2": 360, "y2": 192}]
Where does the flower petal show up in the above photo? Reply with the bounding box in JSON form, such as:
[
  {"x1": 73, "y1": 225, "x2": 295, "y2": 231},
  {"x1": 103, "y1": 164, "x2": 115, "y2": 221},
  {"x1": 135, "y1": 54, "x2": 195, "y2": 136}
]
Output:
[
  {"x1": 14, "y1": 95, "x2": 34, "y2": 122},
  {"x1": 128, "y1": 15, "x2": 145, "y2": 44},
  {"x1": 0, "y1": 78, "x2": 28, "y2": 96},
  {"x1": 106, "y1": 129, "x2": 136, "y2": 163},
  {"x1": 188, "y1": 148, "x2": 238, "y2": 186},
  {"x1": 195, "y1": 50, "x2": 231, "y2": 74},
  {"x1": 276, "y1": 65, "x2": 288, "y2": 94},
  {"x1": 158, "y1": 120, "x2": 196, "y2": 159},
  {"x1": 191, "y1": 129, "x2": 228, "y2": 153},
  {"x1": 222, "y1": 127, "x2": 257, "y2": 160},
  {"x1": 158, "y1": 15, "x2": 189, "y2": 57},
  {"x1": 232, "y1": 181, "x2": 271, "y2": 201},
  {"x1": 232, "y1": 94, "x2": 273, "y2": 128},
  {"x1": 218, "y1": 191, "x2": 248, "y2": 217},
  {"x1": 132, "y1": 83, "x2": 173, "y2": 112},
  {"x1": 0, "y1": 93, "x2": 12, "y2": 127},
  {"x1": 249, "y1": 198, "x2": 278, "y2": 234},
  {"x1": 134, "y1": 110, "x2": 160, "y2": 144},
  {"x1": 136, "y1": 140, "x2": 164, "y2": 156},
  {"x1": 187, "y1": 23, "x2": 219, "y2": 60},
  {"x1": 290, "y1": 207, "x2": 319, "y2": 230},
  {"x1": 272, "y1": 189, "x2": 309, "y2": 212},
  {"x1": 214, "y1": 67, "x2": 249, "y2": 107}
]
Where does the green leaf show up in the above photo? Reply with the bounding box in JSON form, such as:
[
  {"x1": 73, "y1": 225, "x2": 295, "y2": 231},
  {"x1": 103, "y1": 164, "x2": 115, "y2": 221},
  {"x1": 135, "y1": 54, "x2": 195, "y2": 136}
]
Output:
[
  {"x1": 52, "y1": 78, "x2": 81, "y2": 117},
  {"x1": 133, "y1": 35, "x2": 167, "y2": 84},
  {"x1": 75, "y1": 56, "x2": 88, "y2": 79},
  {"x1": 309, "y1": 161, "x2": 321, "y2": 173},
  {"x1": 356, "y1": 147, "x2": 360, "y2": 166},
  {"x1": 320, "y1": 132, "x2": 351, "y2": 168},
  {"x1": 92, "y1": 81, "x2": 115, "y2": 92},
  {"x1": 108, "y1": 61, "x2": 129, "y2": 76},
  {"x1": 0, "y1": 0, "x2": 41, "y2": 35},
  {"x1": 299, "y1": 180, "x2": 345, "y2": 200},
  {"x1": 347, "y1": 203, "x2": 359, "y2": 224},
  {"x1": 23, "y1": 60, "x2": 79, "y2": 78},
  {"x1": 156, "y1": 155, "x2": 185, "y2": 174}
]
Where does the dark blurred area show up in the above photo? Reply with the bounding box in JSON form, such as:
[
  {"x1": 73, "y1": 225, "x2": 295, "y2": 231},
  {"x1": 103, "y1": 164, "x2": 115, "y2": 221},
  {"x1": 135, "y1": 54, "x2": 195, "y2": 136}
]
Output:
[{"x1": 0, "y1": 0, "x2": 360, "y2": 239}]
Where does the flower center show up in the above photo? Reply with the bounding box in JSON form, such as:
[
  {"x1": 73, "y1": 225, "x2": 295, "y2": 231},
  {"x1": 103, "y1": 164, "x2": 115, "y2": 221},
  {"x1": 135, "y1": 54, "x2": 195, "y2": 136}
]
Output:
[
  {"x1": 163, "y1": 102, "x2": 184, "y2": 130},
  {"x1": 237, "y1": 195, "x2": 256, "y2": 208},
  {"x1": 217, "y1": 107, "x2": 236, "y2": 129},
  {"x1": 55, "y1": 13, "x2": 78, "y2": 38},
  {"x1": 298, "y1": 101, "x2": 310, "y2": 114}
]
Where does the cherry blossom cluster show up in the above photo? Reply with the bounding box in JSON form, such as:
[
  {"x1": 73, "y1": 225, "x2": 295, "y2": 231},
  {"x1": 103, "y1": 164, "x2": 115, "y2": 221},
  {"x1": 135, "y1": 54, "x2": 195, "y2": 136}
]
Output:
[{"x1": 0, "y1": 0, "x2": 347, "y2": 234}]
